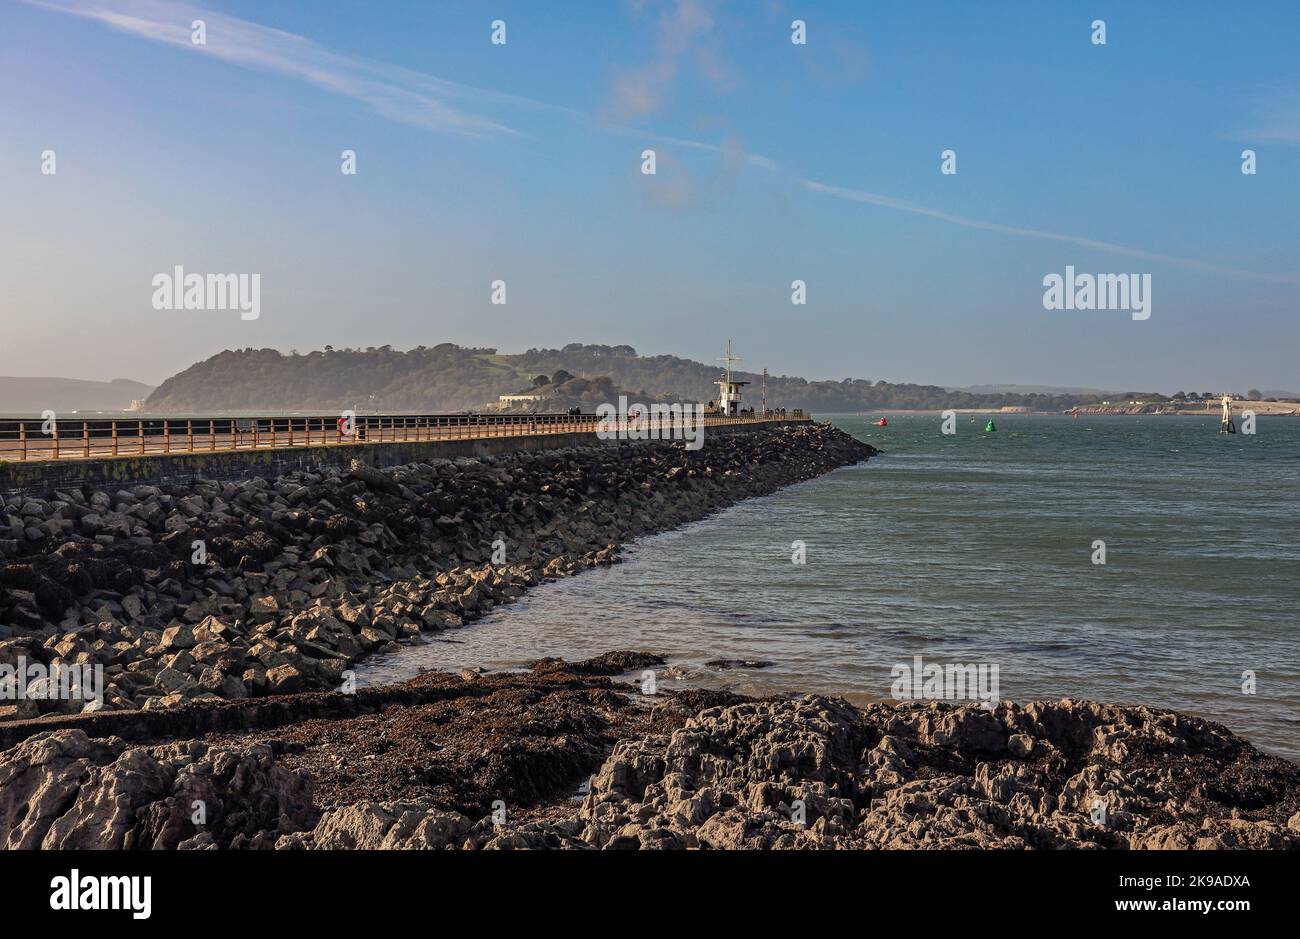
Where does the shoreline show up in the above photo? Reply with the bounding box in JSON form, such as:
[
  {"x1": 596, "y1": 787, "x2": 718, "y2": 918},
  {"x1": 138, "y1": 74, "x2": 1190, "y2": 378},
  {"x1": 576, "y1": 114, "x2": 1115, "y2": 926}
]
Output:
[{"x1": 2, "y1": 652, "x2": 1296, "y2": 849}]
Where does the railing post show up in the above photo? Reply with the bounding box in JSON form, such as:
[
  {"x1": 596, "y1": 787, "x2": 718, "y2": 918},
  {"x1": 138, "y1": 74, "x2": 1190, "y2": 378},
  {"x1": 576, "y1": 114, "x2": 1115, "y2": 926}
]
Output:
[
  {"x1": 230, "y1": 419, "x2": 236, "y2": 451},
  {"x1": 138, "y1": 420, "x2": 144, "y2": 455},
  {"x1": 111, "y1": 420, "x2": 118, "y2": 457},
  {"x1": 19, "y1": 421, "x2": 26, "y2": 461},
  {"x1": 210, "y1": 419, "x2": 216, "y2": 451},
  {"x1": 187, "y1": 420, "x2": 194, "y2": 452},
  {"x1": 164, "y1": 419, "x2": 171, "y2": 453},
  {"x1": 52, "y1": 421, "x2": 60, "y2": 460},
  {"x1": 82, "y1": 421, "x2": 89, "y2": 459}
]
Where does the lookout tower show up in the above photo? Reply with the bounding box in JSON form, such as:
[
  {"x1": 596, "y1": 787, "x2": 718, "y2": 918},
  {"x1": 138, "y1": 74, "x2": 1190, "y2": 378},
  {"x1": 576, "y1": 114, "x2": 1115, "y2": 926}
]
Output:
[{"x1": 714, "y1": 340, "x2": 749, "y2": 416}]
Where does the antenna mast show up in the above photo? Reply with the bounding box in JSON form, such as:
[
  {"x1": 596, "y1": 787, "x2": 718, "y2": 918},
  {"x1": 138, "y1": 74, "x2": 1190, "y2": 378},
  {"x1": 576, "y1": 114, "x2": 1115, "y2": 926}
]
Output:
[{"x1": 717, "y1": 340, "x2": 742, "y2": 384}]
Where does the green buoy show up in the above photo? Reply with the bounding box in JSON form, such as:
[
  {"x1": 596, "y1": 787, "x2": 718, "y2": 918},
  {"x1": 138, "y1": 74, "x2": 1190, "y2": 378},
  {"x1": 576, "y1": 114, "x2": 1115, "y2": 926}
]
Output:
[{"x1": 985, "y1": 420, "x2": 997, "y2": 432}]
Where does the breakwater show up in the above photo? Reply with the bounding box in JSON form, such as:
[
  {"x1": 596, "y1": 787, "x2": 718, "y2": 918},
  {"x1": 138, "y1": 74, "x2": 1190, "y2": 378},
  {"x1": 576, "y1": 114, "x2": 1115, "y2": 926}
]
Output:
[
  {"x1": 0, "y1": 422, "x2": 872, "y2": 722},
  {"x1": 0, "y1": 417, "x2": 814, "y2": 497}
]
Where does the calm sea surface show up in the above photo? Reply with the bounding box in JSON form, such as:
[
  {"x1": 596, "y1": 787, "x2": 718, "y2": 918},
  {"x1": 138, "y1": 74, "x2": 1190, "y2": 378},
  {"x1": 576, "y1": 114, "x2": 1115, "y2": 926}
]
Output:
[{"x1": 358, "y1": 414, "x2": 1300, "y2": 760}]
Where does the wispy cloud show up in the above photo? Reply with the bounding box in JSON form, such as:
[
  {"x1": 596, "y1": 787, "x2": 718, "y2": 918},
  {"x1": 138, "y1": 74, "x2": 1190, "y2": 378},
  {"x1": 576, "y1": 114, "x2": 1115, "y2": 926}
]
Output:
[
  {"x1": 22, "y1": 0, "x2": 518, "y2": 137},
  {"x1": 610, "y1": 0, "x2": 731, "y2": 117},
  {"x1": 24, "y1": 0, "x2": 1297, "y2": 285},
  {"x1": 798, "y1": 179, "x2": 1300, "y2": 283}
]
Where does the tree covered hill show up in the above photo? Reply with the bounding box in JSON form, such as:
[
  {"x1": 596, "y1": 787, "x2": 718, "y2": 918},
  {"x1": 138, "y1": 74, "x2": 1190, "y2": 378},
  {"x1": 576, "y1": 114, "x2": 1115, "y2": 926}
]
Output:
[
  {"x1": 144, "y1": 342, "x2": 1112, "y2": 413},
  {"x1": 145, "y1": 345, "x2": 512, "y2": 412}
]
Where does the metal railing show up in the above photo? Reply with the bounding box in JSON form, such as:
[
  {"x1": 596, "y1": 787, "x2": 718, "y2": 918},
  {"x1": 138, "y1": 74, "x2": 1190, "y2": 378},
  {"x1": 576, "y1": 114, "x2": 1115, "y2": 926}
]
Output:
[{"x1": 0, "y1": 410, "x2": 809, "y2": 463}]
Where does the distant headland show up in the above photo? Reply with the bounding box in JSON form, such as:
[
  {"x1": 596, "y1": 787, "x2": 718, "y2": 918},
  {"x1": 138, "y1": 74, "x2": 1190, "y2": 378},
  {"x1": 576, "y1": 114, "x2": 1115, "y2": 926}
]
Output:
[{"x1": 4, "y1": 346, "x2": 1295, "y2": 418}]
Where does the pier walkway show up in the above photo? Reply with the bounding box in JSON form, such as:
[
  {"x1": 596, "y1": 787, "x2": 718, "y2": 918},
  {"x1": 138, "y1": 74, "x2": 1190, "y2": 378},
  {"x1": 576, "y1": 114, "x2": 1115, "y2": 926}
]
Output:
[{"x1": 0, "y1": 411, "x2": 808, "y2": 464}]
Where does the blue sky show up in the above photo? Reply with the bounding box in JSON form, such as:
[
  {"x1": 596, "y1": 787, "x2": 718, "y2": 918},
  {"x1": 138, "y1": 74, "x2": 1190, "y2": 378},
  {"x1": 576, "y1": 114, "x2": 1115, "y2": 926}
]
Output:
[{"x1": 2, "y1": 0, "x2": 1298, "y2": 392}]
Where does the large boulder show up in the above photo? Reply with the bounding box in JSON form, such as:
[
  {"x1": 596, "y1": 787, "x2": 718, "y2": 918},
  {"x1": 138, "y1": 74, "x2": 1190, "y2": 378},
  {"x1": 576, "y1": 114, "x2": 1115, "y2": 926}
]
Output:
[{"x1": 0, "y1": 730, "x2": 314, "y2": 849}]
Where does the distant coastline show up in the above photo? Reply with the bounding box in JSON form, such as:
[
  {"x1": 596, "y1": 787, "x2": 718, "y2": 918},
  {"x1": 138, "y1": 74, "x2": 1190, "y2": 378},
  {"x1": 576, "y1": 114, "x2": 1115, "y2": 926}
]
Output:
[{"x1": 850, "y1": 401, "x2": 1300, "y2": 417}]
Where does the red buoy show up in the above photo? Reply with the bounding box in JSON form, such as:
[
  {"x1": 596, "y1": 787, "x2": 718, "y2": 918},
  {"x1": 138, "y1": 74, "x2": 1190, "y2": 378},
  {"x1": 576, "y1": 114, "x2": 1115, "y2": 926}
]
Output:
[{"x1": 877, "y1": 418, "x2": 888, "y2": 427}]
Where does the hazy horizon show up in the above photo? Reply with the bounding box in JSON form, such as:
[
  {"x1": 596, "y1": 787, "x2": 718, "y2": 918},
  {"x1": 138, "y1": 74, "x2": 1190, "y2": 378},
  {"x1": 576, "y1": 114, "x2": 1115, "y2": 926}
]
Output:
[
  {"x1": 6, "y1": 338, "x2": 1293, "y2": 401},
  {"x1": 3, "y1": 1, "x2": 1298, "y2": 391}
]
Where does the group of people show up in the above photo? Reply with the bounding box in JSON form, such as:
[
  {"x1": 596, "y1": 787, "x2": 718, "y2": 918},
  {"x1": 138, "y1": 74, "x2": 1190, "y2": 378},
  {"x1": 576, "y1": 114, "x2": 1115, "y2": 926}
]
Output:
[
  {"x1": 727, "y1": 406, "x2": 789, "y2": 418},
  {"x1": 703, "y1": 403, "x2": 789, "y2": 418}
]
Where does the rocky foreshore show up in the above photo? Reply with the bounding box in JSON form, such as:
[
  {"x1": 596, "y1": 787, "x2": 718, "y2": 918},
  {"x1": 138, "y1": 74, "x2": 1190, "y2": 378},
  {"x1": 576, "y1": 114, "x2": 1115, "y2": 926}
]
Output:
[
  {"x1": 0, "y1": 423, "x2": 873, "y2": 718},
  {"x1": 3, "y1": 424, "x2": 1294, "y2": 851},
  {"x1": 0, "y1": 653, "x2": 1295, "y2": 850}
]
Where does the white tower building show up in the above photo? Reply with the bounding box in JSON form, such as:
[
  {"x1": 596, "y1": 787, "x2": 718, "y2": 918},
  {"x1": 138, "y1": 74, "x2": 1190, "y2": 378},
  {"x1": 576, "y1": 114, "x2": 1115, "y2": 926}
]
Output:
[{"x1": 714, "y1": 340, "x2": 749, "y2": 416}]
